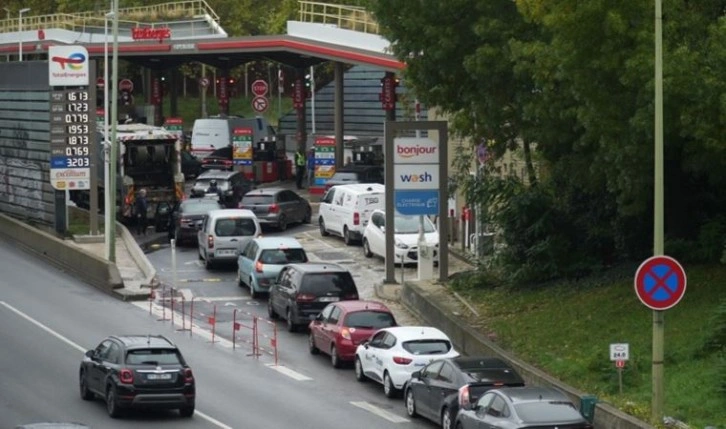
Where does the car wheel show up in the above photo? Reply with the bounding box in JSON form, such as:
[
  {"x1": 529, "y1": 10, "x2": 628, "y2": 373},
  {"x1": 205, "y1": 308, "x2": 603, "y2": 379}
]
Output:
[
  {"x1": 267, "y1": 298, "x2": 278, "y2": 319},
  {"x1": 405, "y1": 388, "x2": 418, "y2": 417},
  {"x1": 249, "y1": 278, "x2": 259, "y2": 299},
  {"x1": 330, "y1": 345, "x2": 342, "y2": 369},
  {"x1": 343, "y1": 226, "x2": 353, "y2": 245},
  {"x1": 308, "y1": 332, "x2": 319, "y2": 355},
  {"x1": 441, "y1": 407, "x2": 453, "y2": 429},
  {"x1": 286, "y1": 308, "x2": 296, "y2": 332},
  {"x1": 303, "y1": 208, "x2": 312, "y2": 224},
  {"x1": 383, "y1": 371, "x2": 400, "y2": 398},
  {"x1": 106, "y1": 385, "x2": 121, "y2": 418},
  {"x1": 319, "y1": 218, "x2": 329, "y2": 236},
  {"x1": 79, "y1": 370, "x2": 94, "y2": 400},
  {"x1": 354, "y1": 357, "x2": 367, "y2": 382},
  {"x1": 278, "y1": 215, "x2": 287, "y2": 231},
  {"x1": 179, "y1": 405, "x2": 195, "y2": 417},
  {"x1": 363, "y1": 239, "x2": 373, "y2": 258}
]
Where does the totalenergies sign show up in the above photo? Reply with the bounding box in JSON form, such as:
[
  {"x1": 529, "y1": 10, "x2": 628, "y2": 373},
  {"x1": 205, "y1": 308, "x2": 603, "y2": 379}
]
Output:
[
  {"x1": 48, "y1": 46, "x2": 89, "y2": 86},
  {"x1": 393, "y1": 137, "x2": 439, "y2": 164},
  {"x1": 131, "y1": 27, "x2": 171, "y2": 42}
]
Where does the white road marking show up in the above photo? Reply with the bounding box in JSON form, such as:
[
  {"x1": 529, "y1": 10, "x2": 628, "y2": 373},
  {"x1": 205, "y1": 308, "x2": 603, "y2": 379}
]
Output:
[
  {"x1": 0, "y1": 301, "x2": 233, "y2": 428},
  {"x1": 265, "y1": 363, "x2": 313, "y2": 381},
  {"x1": 196, "y1": 296, "x2": 252, "y2": 302},
  {"x1": 350, "y1": 401, "x2": 411, "y2": 423}
]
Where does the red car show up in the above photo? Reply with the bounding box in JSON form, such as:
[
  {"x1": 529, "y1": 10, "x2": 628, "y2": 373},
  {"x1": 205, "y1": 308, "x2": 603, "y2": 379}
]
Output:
[{"x1": 308, "y1": 300, "x2": 397, "y2": 368}]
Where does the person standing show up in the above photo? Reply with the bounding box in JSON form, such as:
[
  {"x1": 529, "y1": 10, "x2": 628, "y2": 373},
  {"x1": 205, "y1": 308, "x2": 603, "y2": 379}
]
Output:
[
  {"x1": 295, "y1": 148, "x2": 306, "y2": 190},
  {"x1": 307, "y1": 149, "x2": 315, "y2": 188},
  {"x1": 135, "y1": 188, "x2": 149, "y2": 236}
]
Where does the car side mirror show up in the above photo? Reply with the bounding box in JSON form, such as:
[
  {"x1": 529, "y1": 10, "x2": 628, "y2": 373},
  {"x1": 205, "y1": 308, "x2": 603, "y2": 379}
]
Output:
[
  {"x1": 411, "y1": 370, "x2": 421, "y2": 380},
  {"x1": 85, "y1": 349, "x2": 97, "y2": 360}
]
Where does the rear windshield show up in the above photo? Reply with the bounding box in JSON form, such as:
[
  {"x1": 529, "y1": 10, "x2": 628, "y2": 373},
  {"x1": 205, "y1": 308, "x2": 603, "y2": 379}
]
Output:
[
  {"x1": 182, "y1": 202, "x2": 221, "y2": 215},
  {"x1": 464, "y1": 368, "x2": 524, "y2": 385},
  {"x1": 126, "y1": 349, "x2": 182, "y2": 365},
  {"x1": 301, "y1": 272, "x2": 357, "y2": 295},
  {"x1": 214, "y1": 218, "x2": 257, "y2": 236},
  {"x1": 195, "y1": 178, "x2": 230, "y2": 191},
  {"x1": 242, "y1": 195, "x2": 274, "y2": 205},
  {"x1": 259, "y1": 248, "x2": 308, "y2": 264},
  {"x1": 514, "y1": 401, "x2": 581, "y2": 423},
  {"x1": 402, "y1": 339, "x2": 452, "y2": 355},
  {"x1": 344, "y1": 310, "x2": 396, "y2": 329},
  {"x1": 330, "y1": 172, "x2": 359, "y2": 181}
]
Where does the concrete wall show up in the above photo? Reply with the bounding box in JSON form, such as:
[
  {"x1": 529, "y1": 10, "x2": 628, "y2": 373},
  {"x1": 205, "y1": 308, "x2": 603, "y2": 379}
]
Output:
[
  {"x1": 400, "y1": 281, "x2": 655, "y2": 429},
  {"x1": 0, "y1": 213, "x2": 123, "y2": 294}
]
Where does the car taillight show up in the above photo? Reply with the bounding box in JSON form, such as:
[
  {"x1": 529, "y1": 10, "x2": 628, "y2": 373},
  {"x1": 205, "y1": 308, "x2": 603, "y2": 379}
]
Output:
[
  {"x1": 392, "y1": 356, "x2": 412, "y2": 365},
  {"x1": 343, "y1": 293, "x2": 358, "y2": 300},
  {"x1": 296, "y1": 293, "x2": 316, "y2": 302},
  {"x1": 183, "y1": 368, "x2": 194, "y2": 384},
  {"x1": 255, "y1": 261, "x2": 264, "y2": 273},
  {"x1": 181, "y1": 218, "x2": 191, "y2": 226},
  {"x1": 207, "y1": 235, "x2": 214, "y2": 249},
  {"x1": 353, "y1": 212, "x2": 360, "y2": 225},
  {"x1": 119, "y1": 369, "x2": 134, "y2": 384},
  {"x1": 269, "y1": 203, "x2": 279, "y2": 213},
  {"x1": 458, "y1": 385, "x2": 471, "y2": 408},
  {"x1": 340, "y1": 328, "x2": 352, "y2": 340},
  {"x1": 238, "y1": 203, "x2": 245, "y2": 209}
]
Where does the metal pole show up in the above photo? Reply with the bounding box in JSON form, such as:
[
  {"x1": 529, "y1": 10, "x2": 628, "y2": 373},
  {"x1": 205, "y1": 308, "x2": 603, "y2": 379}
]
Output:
[
  {"x1": 384, "y1": 121, "x2": 396, "y2": 283},
  {"x1": 104, "y1": 9, "x2": 112, "y2": 259},
  {"x1": 108, "y1": 0, "x2": 119, "y2": 263},
  {"x1": 18, "y1": 8, "x2": 30, "y2": 62},
  {"x1": 171, "y1": 238, "x2": 178, "y2": 292},
  {"x1": 201, "y1": 64, "x2": 207, "y2": 118},
  {"x1": 310, "y1": 66, "x2": 316, "y2": 134},
  {"x1": 652, "y1": 0, "x2": 665, "y2": 421},
  {"x1": 278, "y1": 66, "x2": 282, "y2": 119}
]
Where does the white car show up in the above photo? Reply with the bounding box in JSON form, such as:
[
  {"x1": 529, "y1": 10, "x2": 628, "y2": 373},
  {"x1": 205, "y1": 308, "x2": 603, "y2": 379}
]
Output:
[
  {"x1": 362, "y1": 209, "x2": 439, "y2": 264},
  {"x1": 354, "y1": 326, "x2": 459, "y2": 398}
]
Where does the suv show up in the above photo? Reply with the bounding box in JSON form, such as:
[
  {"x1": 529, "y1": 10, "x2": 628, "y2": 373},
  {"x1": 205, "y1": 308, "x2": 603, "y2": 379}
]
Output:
[
  {"x1": 79, "y1": 335, "x2": 195, "y2": 418},
  {"x1": 267, "y1": 263, "x2": 359, "y2": 332},
  {"x1": 190, "y1": 169, "x2": 255, "y2": 208},
  {"x1": 239, "y1": 188, "x2": 312, "y2": 231}
]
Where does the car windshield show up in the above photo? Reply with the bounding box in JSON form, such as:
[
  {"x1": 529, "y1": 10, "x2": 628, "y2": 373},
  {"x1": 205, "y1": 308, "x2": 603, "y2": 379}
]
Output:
[
  {"x1": 463, "y1": 368, "x2": 524, "y2": 384},
  {"x1": 394, "y1": 215, "x2": 436, "y2": 234},
  {"x1": 243, "y1": 195, "x2": 274, "y2": 204},
  {"x1": 344, "y1": 310, "x2": 396, "y2": 329},
  {"x1": 195, "y1": 178, "x2": 229, "y2": 191},
  {"x1": 514, "y1": 401, "x2": 582, "y2": 423},
  {"x1": 126, "y1": 349, "x2": 181, "y2": 365},
  {"x1": 330, "y1": 172, "x2": 359, "y2": 181},
  {"x1": 402, "y1": 339, "x2": 452, "y2": 355},
  {"x1": 182, "y1": 201, "x2": 220, "y2": 215},
  {"x1": 259, "y1": 248, "x2": 308, "y2": 264},
  {"x1": 301, "y1": 272, "x2": 357, "y2": 295},
  {"x1": 214, "y1": 218, "x2": 257, "y2": 236}
]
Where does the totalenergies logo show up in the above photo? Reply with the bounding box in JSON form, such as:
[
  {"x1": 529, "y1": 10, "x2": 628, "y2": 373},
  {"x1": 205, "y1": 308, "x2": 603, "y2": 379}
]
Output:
[
  {"x1": 51, "y1": 52, "x2": 86, "y2": 70},
  {"x1": 396, "y1": 144, "x2": 437, "y2": 158}
]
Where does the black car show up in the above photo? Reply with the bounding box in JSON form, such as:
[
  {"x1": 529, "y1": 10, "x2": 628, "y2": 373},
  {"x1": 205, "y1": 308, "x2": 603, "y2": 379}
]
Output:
[
  {"x1": 239, "y1": 188, "x2": 312, "y2": 231},
  {"x1": 181, "y1": 151, "x2": 202, "y2": 179},
  {"x1": 404, "y1": 357, "x2": 525, "y2": 429},
  {"x1": 267, "y1": 263, "x2": 359, "y2": 332},
  {"x1": 325, "y1": 165, "x2": 384, "y2": 189},
  {"x1": 79, "y1": 335, "x2": 195, "y2": 418},
  {"x1": 190, "y1": 170, "x2": 255, "y2": 208},
  {"x1": 200, "y1": 146, "x2": 233, "y2": 171},
  {"x1": 169, "y1": 197, "x2": 224, "y2": 245},
  {"x1": 455, "y1": 386, "x2": 593, "y2": 429}
]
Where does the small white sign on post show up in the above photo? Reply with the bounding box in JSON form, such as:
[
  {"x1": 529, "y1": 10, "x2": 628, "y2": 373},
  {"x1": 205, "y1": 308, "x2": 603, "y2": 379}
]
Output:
[{"x1": 610, "y1": 343, "x2": 630, "y2": 361}]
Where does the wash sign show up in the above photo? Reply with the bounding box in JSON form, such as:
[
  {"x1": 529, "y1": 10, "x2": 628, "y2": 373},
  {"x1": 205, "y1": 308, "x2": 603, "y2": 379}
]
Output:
[{"x1": 394, "y1": 137, "x2": 439, "y2": 215}]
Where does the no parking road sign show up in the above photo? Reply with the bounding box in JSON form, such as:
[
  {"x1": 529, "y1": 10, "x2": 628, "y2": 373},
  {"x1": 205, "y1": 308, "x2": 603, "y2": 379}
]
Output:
[{"x1": 634, "y1": 255, "x2": 687, "y2": 310}]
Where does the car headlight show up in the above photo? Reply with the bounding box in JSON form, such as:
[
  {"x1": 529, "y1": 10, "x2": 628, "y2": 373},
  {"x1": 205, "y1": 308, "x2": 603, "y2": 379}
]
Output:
[{"x1": 395, "y1": 241, "x2": 409, "y2": 249}]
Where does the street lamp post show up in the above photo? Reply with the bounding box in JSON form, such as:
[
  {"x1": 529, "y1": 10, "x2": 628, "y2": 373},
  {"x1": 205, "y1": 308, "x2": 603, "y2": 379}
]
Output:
[
  {"x1": 18, "y1": 8, "x2": 30, "y2": 62},
  {"x1": 103, "y1": 8, "x2": 114, "y2": 259},
  {"x1": 109, "y1": 0, "x2": 120, "y2": 263}
]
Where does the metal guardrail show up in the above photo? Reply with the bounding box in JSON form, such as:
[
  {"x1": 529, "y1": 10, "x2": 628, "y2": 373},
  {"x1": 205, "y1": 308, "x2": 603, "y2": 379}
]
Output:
[
  {"x1": 298, "y1": 1, "x2": 380, "y2": 34},
  {"x1": 0, "y1": 0, "x2": 219, "y2": 34}
]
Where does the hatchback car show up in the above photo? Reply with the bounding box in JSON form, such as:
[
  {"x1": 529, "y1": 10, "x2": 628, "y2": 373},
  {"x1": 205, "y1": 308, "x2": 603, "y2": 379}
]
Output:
[
  {"x1": 200, "y1": 146, "x2": 233, "y2": 171},
  {"x1": 309, "y1": 300, "x2": 397, "y2": 368},
  {"x1": 355, "y1": 326, "x2": 459, "y2": 398},
  {"x1": 239, "y1": 188, "x2": 311, "y2": 231},
  {"x1": 190, "y1": 169, "x2": 254, "y2": 208},
  {"x1": 267, "y1": 263, "x2": 359, "y2": 332},
  {"x1": 363, "y1": 209, "x2": 439, "y2": 264},
  {"x1": 238, "y1": 237, "x2": 308, "y2": 298},
  {"x1": 79, "y1": 335, "x2": 195, "y2": 418},
  {"x1": 404, "y1": 357, "x2": 525, "y2": 429},
  {"x1": 455, "y1": 386, "x2": 593, "y2": 429},
  {"x1": 170, "y1": 197, "x2": 224, "y2": 245}
]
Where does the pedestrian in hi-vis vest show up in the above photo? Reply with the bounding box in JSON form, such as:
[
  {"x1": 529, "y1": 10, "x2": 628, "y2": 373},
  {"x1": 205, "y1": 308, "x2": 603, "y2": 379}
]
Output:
[{"x1": 295, "y1": 149, "x2": 306, "y2": 190}]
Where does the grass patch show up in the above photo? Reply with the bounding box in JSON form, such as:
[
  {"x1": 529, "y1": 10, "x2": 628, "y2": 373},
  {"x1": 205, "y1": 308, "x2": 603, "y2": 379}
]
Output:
[
  {"x1": 67, "y1": 208, "x2": 106, "y2": 237},
  {"x1": 452, "y1": 264, "x2": 726, "y2": 428}
]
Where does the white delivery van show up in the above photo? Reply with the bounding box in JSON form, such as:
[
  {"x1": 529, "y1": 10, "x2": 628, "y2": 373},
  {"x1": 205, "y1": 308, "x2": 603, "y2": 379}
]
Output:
[
  {"x1": 318, "y1": 183, "x2": 385, "y2": 245},
  {"x1": 190, "y1": 116, "x2": 276, "y2": 159},
  {"x1": 198, "y1": 209, "x2": 261, "y2": 269}
]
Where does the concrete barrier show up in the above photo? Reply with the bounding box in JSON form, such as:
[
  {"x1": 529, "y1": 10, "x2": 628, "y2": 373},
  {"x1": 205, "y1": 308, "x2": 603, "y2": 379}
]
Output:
[
  {"x1": 0, "y1": 214, "x2": 123, "y2": 294},
  {"x1": 400, "y1": 281, "x2": 655, "y2": 429}
]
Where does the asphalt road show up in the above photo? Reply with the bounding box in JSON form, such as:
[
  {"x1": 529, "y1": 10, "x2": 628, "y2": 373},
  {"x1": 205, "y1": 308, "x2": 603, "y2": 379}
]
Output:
[{"x1": 0, "y1": 233, "x2": 433, "y2": 429}]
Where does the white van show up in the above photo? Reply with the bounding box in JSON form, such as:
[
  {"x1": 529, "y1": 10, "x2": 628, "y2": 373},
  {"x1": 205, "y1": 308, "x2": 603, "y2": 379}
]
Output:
[
  {"x1": 318, "y1": 183, "x2": 385, "y2": 245},
  {"x1": 198, "y1": 209, "x2": 261, "y2": 269},
  {"x1": 190, "y1": 116, "x2": 276, "y2": 159}
]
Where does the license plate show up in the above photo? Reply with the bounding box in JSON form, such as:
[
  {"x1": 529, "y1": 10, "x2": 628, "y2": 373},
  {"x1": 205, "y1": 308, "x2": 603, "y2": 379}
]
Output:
[
  {"x1": 217, "y1": 249, "x2": 236, "y2": 256},
  {"x1": 147, "y1": 373, "x2": 172, "y2": 380},
  {"x1": 318, "y1": 297, "x2": 340, "y2": 302}
]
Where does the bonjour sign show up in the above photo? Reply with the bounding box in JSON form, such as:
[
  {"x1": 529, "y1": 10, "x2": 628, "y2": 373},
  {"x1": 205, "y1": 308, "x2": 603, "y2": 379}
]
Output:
[{"x1": 131, "y1": 27, "x2": 172, "y2": 42}]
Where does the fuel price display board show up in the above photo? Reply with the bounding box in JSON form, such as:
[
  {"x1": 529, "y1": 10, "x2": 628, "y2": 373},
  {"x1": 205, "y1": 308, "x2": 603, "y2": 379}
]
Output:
[{"x1": 49, "y1": 89, "x2": 96, "y2": 190}]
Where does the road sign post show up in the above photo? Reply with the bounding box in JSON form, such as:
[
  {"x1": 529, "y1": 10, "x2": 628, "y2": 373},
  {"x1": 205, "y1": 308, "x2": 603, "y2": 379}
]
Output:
[
  {"x1": 252, "y1": 96, "x2": 268, "y2": 113},
  {"x1": 251, "y1": 79, "x2": 268, "y2": 97},
  {"x1": 610, "y1": 343, "x2": 629, "y2": 394}
]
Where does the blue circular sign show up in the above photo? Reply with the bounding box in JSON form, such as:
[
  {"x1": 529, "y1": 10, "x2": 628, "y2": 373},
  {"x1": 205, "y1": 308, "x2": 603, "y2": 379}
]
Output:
[{"x1": 634, "y1": 255, "x2": 687, "y2": 310}]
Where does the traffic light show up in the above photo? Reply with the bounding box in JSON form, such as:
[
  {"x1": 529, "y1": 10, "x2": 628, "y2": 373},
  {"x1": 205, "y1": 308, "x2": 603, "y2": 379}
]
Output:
[
  {"x1": 304, "y1": 73, "x2": 312, "y2": 98},
  {"x1": 120, "y1": 90, "x2": 131, "y2": 106}
]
